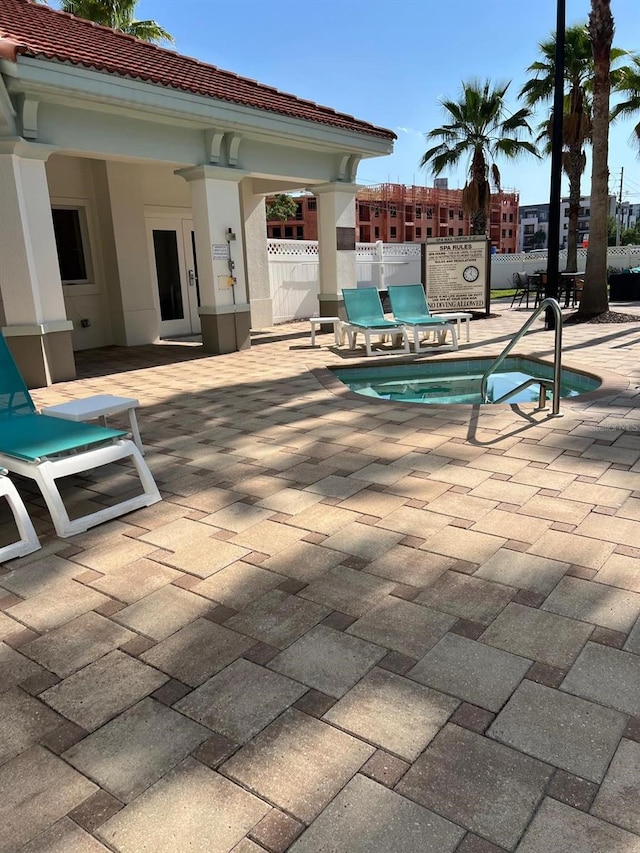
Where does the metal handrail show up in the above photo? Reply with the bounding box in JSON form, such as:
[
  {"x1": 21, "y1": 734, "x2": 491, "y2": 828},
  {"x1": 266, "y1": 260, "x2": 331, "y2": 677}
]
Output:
[{"x1": 480, "y1": 298, "x2": 563, "y2": 415}]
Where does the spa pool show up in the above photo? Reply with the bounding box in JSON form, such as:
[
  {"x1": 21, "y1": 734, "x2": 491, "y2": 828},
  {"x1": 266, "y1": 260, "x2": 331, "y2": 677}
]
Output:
[{"x1": 332, "y1": 357, "x2": 600, "y2": 405}]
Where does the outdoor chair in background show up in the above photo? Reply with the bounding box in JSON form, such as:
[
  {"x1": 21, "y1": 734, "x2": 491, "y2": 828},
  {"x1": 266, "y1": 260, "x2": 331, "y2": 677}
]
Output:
[
  {"x1": 510, "y1": 272, "x2": 537, "y2": 308},
  {"x1": 0, "y1": 469, "x2": 40, "y2": 560},
  {"x1": 0, "y1": 334, "x2": 161, "y2": 538},
  {"x1": 387, "y1": 284, "x2": 458, "y2": 352},
  {"x1": 341, "y1": 287, "x2": 410, "y2": 357}
]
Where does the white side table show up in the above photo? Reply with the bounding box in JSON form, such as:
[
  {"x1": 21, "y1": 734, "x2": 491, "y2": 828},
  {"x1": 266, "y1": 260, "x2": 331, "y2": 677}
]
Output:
[
  {"x1": 309, "y1": 316, "x2": 344, "y2": 346},
  {"x1": 41, "y1": 394, "x2": 144, "y2": 454},
  {"x1": 432, "y1": 312, "x2": 472, "y2": 342}
]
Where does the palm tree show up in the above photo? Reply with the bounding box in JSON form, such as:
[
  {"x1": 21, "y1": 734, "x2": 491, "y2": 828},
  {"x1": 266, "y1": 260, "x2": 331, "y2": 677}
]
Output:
[
  {"x1": 580, "y1": 0, "x2": 615, "y2": 316},
  {"x1": 611, "y1": 54, "x2": 640, "y2": 153},
  {"x1": 420, "y1": 80, "x2": 538, "y2": 236},
  {"x1": 36, "y1": 0, "x2": 173, "y2": 44},
  {"x1": 520, "y1": 26, "x2": 626, "y2": 274}
]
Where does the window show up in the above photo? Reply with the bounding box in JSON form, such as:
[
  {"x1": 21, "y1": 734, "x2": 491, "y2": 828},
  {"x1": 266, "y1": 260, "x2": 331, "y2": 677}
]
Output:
[
  {"x1": 415, "y1": 227, "x2": 422, "y2": 238},
  {"x1": 448, "y1": 228, "x2": 454, "y2": 236},
  {"x1": 374, "y1": 226, "x2": 380, "y2": 238},
  {"x1": 415, "y1": 206, "x2": 422, "y2": 218},
  {"x1": 502, "y1": 229, "x2": 506, "y2": 238},
  {"x1": 458, "y1": 210, "x2": 464, "y2": 220},
  {"x1": 295, "y1": 203, "x2": 303, "y2": 221},
  {"x1": 426, "y1": 207, "x2": 433, "y2": 218},
  {"x1": 427, "y1": 227, "x2": 433, "y2": 236},
  {"x1": 509, "y1": 213, "x2": 514, "y2": 222},
  {"x1": 390, "y1": 206, "x2": 397, "y2": 218},
  {"x1": 374, "y1": 207, "x2": 380, "y2": 218},
  {"x1": 307, "y1": 198, "x2": 316, "y2": 211},
  {"x1": 51, "y1": 207, "x2": 91, "y2": 283},
  {"x1": 390, "y1": 226, "x2": 397, "y2": 238},
  {"x1": 296, "y1": 226, "x2": 304, "y2": 238},
  {"x1": 458, "y1": 228, "x2": 463, "y2": 236},
  {"x1": 502, "y1": 213, "x2": 507, "y2": 222},
  {"x1": 284, "y1": 226, "x2": 293, "y2": 238},
  {"x1": 272, "y1": 226, "x2": 282, "y2": 238},
  {"x1": 449, "y1": 210, "x2": 454, "y2": 219},
  {"x1": 508, "y1": 229, "x2": 512, "y2": 238}
]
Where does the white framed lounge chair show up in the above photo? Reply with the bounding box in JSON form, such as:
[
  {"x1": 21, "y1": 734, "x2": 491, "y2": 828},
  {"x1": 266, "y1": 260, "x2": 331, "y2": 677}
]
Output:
[
  {"x1": 387, "y1": 284, "x2": 458, "y2": 353},
  {"x1": 0, "y1": 469, "x2": 40, "y2": 561},
  {"x1": 0, "y1": 334, "x2": 161, "y2": 539},
  {"x1": 342, "y1": 288, "x2": 410, "y2": 357}
]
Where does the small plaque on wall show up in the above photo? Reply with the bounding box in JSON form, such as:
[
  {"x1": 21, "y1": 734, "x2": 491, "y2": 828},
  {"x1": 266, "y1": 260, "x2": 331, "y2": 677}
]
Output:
[
  {"x1": 336, "y1": 227, "x2": 356, "y2": 251},
  {"x1": 212, "y1": 243, "x2": 229, "y2": 260}
]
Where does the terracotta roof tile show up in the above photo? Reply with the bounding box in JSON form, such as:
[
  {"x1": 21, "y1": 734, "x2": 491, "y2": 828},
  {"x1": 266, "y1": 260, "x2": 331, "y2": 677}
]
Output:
[{"x1": 0, "y1": 0, "x2": 395, "y2": 140}]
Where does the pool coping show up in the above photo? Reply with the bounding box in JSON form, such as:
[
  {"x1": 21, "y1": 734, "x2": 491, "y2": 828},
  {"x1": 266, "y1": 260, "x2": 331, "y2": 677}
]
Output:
[{"x1": 311, "y1": 352, "x2": 630, "y2": 412}]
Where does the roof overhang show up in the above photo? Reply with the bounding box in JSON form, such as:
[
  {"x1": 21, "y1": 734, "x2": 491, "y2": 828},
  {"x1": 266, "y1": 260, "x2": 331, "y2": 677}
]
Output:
[{"x1": 1, "y1": 55, "x2": 394, "y2": 160}]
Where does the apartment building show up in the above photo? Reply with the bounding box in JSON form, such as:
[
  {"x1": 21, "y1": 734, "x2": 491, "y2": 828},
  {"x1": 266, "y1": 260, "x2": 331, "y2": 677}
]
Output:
[
  {"x1": 266, "y1": 183, "x2": 520, "y2": 253},
  {"x1": 518, "y1": 196, "x2": 617, "y2": 252}
]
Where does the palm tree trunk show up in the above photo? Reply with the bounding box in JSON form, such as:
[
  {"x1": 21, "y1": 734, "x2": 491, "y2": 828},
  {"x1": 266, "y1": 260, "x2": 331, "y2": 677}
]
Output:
[
  {"x1": 470, "y1": 149, "x2": 488, "y2": 236},
  {"x1": 580, "y1": 0, "x2": 613, "y2": 315},
  {"x1": 564, "y1": 152, "x2": 582, "y2": 272}
]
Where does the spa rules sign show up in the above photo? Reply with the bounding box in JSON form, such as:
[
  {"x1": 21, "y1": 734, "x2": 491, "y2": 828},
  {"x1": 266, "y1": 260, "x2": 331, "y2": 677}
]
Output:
[{"x1": 425, "y1": 235, "x2": 489, "y2": 312}]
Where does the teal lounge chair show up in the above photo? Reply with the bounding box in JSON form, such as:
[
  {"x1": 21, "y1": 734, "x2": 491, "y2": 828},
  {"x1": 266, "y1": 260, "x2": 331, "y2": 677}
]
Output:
[
  {"x1": 0, "y1": 334, "x2": 161, "y2": 538},
  {"x1": 342, "y1": 288, "x2": 410, "y2": 357},
  {"x1": 387, "y1": 285, "x2": 458, "y2": 352},
  {"x1": 0, "y1": 469, "x2": 40, "y2": 560}
]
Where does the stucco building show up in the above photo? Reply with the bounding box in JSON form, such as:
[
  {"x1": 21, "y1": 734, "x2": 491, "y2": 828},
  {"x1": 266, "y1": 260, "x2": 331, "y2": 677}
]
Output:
[{"x1": 0, "y1": 0, "x2": 395, "y2": 386}]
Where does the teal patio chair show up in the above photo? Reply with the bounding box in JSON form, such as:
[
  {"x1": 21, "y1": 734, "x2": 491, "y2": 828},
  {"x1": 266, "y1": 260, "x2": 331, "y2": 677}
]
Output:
[
  {"x1": 0, "y1": 334, "x2": 160, "y2": 538},
  {"x1": 0, "y1": 469, "x2": 40, "y2": 560},
  {"x1": 342, "y1": 288, "x2": 410, "y2": 357},
  {"x1": 387, "y1": 284, "x2": 458, "y2": 352}
]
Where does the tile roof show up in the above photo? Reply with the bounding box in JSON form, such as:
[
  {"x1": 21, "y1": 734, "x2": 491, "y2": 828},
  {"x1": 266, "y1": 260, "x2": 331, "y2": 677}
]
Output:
[{"x1": 0, "y1": 0, "x2": 395, "y2": 140}]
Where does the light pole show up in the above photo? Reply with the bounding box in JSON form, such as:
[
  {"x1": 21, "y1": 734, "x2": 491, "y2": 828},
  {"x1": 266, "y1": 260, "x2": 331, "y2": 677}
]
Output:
[{"x1": 546, "y1": 0, "x2": 566, "y2": 329}]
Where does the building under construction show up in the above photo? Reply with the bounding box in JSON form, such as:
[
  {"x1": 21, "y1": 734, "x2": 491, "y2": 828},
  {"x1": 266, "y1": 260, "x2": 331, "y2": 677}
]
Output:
[{"x1": 266, "y1": 182, "x2": 519, "y2": 253}]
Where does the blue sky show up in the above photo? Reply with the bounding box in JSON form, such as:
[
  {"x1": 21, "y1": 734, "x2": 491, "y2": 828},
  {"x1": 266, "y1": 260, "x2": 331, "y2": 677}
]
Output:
[{"x1": 96, "y1": 1, "x2": 640, "y2": 204}]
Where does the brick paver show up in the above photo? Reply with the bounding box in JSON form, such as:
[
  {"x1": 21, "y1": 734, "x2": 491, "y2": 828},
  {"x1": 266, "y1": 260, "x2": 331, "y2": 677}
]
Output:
[{"x1": 2, "y1": 302, "x2": 640, "y2": 850}]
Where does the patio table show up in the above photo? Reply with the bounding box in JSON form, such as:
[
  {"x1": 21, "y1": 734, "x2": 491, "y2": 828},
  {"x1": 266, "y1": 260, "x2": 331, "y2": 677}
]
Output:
[
  {"x1": 432, "y1": 312, "x2": 472, "y2": 342},
  {"x1": 41, "y1": 394, "x2": 144, "y2": 454}
]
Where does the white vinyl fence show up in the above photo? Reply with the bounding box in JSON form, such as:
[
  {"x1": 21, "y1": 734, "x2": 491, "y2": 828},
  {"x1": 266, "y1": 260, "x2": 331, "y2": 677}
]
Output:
[
  {"x1": 267, "y1": 239, "x2": 640, "y2": 322},
  {"x1": 268, "y1": 240, "x2": 421, "y2": 323},
  {"x1": 489, "y1": 245, "x2": 640, "y2": 289}
]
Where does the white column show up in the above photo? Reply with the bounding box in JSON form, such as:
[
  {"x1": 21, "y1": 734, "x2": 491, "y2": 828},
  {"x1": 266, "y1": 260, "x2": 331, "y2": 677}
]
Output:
[
  {"x1": 0, "y1": 139, "x2": 75, "y2": 386},
  {"x1": 102, "y1": 162, "x2": 158, "y2": 346},
  {"x1": 241, "y1": 180, "x2": 272, "y2": 329},
  {"x1": 177, "y1": 166, "x2": 251, "y2": 353},
  {"x1": 312, "y1": 182, "x2": 358, "y2": 319}
]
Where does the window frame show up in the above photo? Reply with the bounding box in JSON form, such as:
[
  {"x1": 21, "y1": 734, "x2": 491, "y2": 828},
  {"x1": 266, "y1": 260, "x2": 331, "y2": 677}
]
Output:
[{"x1": 50, "y1": 201, "x2": 96, "y2": 291}]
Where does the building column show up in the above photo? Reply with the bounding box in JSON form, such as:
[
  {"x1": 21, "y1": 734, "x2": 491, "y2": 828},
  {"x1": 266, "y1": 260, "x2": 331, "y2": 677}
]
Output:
[
  {"x1": 240, "y1": 181, "x2": 272, "y2": 329},
  {"x1": 312, "y1": 182, "x2": 358, "y2": 320},
  {"x1": 0, "y1": 139, "x2": 75, "y2": 387},
  {"x1": 177, "y1": 166, "x2": 250, "y2": 353},
  {"x1": 99, "y1": 161, "x2": 159, "y2": 346}
]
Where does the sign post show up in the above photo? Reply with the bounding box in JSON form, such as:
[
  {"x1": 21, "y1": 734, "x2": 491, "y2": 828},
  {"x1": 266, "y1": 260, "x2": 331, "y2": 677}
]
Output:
[{"x1": 425, "y1": 235, "x2": 489, "y2": 313}]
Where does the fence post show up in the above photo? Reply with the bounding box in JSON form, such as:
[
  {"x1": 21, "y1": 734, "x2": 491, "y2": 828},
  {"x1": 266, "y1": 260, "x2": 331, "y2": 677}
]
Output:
[{"x1": 375, "y1": 240, "x2": 385, "y2": 291}]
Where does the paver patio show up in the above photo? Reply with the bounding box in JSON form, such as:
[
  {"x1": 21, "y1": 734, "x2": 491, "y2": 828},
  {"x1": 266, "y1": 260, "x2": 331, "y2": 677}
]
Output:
[{"x1": 1, "y1": 301, "x2": 640, "y2": 851}]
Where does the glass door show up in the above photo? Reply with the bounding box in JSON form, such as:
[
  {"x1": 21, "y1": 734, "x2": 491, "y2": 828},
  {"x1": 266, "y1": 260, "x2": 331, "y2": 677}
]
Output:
[
  {"x1": 147, "y1": 217, "x2": 201, "y2": 338},
  {"x1": 182, "y1": 220, "x2": 201, "y2": 334}
]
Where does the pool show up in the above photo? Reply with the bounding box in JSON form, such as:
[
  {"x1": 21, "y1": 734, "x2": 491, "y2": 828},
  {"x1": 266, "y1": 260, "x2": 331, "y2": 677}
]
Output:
[{"x1": 332, "y1": 357, "x2": 601, "y2": 405}]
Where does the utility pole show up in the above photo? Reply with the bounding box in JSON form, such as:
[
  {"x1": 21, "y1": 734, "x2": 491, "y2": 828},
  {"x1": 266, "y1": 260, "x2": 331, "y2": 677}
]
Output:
[
  {"x1": 616, "y1": 167, "x2": 624, "y2": 246},
  {"x1": 546, "y1": 0, "x2": 565, "y2": 330}
]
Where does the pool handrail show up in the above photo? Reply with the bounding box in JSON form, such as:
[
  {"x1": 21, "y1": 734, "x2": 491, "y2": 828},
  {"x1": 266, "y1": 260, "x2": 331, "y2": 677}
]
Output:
[{"x1": 480, "y1": 298, "x2": 563, "y2": 416}]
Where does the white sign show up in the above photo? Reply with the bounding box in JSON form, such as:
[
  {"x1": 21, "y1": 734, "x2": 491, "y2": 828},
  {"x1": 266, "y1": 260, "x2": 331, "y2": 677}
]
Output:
[
  {"x1": 212, "y1": 243, "x2": 229, "y2": 260},
  {"x1": 426, "y1": 236, "x2": 488, "y2": 311}
]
